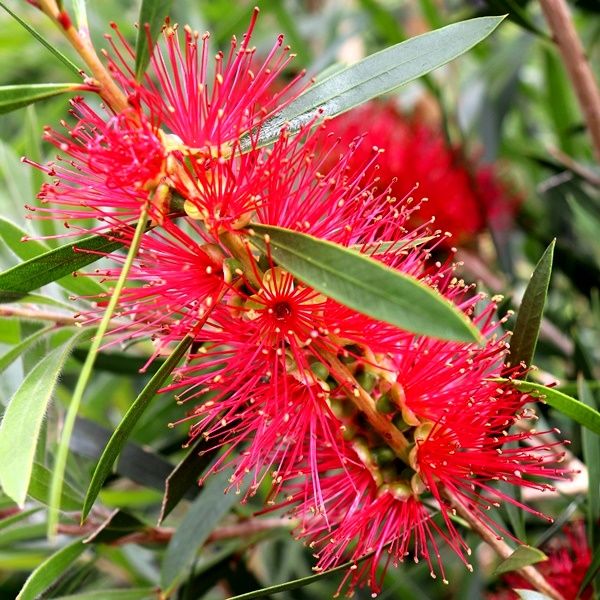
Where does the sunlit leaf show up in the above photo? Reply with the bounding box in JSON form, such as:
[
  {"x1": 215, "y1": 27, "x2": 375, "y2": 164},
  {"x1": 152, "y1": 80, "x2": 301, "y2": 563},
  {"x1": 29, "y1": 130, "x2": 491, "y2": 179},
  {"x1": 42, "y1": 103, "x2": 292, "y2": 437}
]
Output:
[
  {"x1": 506, "y1": 379, "x2": 600, "y2": 435},
  {"x1": 0, "y1": 330, "x2": 88, "y2": 506},
  {"x1": 17, "y1": 539, "x2": 86, "y2": 600},
  {"x1": 0, "y1": 84, "x2": 84, "y2": 115},
  {"x1": 0, "y1": 231, "x2": 123, "y2": 303},
  {"x1": 243, "y1": 16, "x2": 504, "y2": 149},
  {"x1": 249, "y1": 224, "x2": 482, "y2": 343},
  {"x1": 134, "y1": 0, "x2": 174, "y2": 80}
]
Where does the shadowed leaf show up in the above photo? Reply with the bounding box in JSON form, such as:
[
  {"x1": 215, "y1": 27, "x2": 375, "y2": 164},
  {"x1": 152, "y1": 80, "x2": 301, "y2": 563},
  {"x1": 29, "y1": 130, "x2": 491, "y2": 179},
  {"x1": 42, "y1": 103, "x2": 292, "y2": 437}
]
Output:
[
  {"x1": 82, "y1": 335, "x2": 193, "y2": 520},
  {"x1": 508, "y1": 240, "x2": 554, "y2": 369}
]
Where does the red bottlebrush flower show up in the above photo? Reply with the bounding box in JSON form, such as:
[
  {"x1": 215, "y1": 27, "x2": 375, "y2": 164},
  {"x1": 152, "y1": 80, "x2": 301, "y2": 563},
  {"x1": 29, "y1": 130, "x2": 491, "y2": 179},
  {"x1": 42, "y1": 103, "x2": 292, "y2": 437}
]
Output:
[
  {"x1": 25, "y1": 100, "x2": 167, "y2": 233},
  {"x1": 81, "y1": 219, "x2": 225, "y2": 362},
  {"x1": 26, "y1": 10, "x2": 307, "y2": 233},
  {"x1": 274, "y1": 294, "x2": 569, "y2": 596},
  {"x1": 325, "y1": 100, "x2": 521, "y2": 244},
  {"x1": 164, "y1": 235, "x2": 456, "y2": 501},
  {"x1": 105, "y1": 9, "x2": 306, "y2": 149},
  {"x1": 169, "y1": 120, "x2": 414, "y2": 239},
  {"x1": 489, "y1": 521, "x2": 593, "y2": 600}
]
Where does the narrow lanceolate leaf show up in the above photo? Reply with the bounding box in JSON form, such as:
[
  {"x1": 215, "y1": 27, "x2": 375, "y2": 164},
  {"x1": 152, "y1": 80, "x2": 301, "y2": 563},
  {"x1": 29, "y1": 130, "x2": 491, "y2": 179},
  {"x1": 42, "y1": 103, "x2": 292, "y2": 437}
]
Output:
[
  {"x1": 508, "y1": 240, "x2": 555, "y2": 369},
  {"x1": 16, "y1": 539, "x2": 87, "y2": 600},
  {"x1": 160, "y1": 469, "x2": 240, "y2": 593},
  {"x1": 135, "y1": 0, "x2": 174, "y2": 80},
  {"x1": 158, "y1": 436, "x2": 214, "y2": 524},
  {"x1": 0, "y1": 84, "x2": 84, "y2": 115},
  {"x1": 0, "y1": 218, "x2": 109, "y2": 299},
  {"x1": 0, "y1": 330, "x2": 87, "y2": 506},
  {"x1": 507, "y1": 379, "x2": 600, "y2": 435},
  {"x1": 243, "y1": 16, "x2": 504, "y2": 149},
  {"x1": 0, "y1": 232, "x2": 123, "y2": 303},
  {"x1": 28, "y1": 462, "x2": 83, "y2": 511},
  {"x1": 579, "y1": 376, "x2": 600, "y2": 547},
  {"x1": 249, "y1": 225, "x2": 482, "y2": 343},
  {"x1": 494, "y1": 545, "x2": 548, "y2": 576},
  {"x1": 225, "y1": 551, "x2": 380, "y2": 600},
  {"x1": 0, "y1": 325, "x2": 53, "y2": 376},
  {"x1": 578, "y1": 541, "x2": 600, "y2": 599},
  {"x1": 0, "y1": 1, "x2": 81, "y2": 76},
  {"x1": 52, "y1": 589, "x2": 156, "y2": 599},
  {"x1": 82, "y1": 335, "x2": 193, "y2": 520}
]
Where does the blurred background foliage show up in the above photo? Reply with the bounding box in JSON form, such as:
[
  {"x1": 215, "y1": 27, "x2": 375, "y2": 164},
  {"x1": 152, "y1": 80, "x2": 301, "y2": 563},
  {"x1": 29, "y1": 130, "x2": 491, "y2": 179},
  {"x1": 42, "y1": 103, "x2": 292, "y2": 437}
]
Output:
[{"x1": 0, "y1": 0, "x2": 599, "y2": 599}]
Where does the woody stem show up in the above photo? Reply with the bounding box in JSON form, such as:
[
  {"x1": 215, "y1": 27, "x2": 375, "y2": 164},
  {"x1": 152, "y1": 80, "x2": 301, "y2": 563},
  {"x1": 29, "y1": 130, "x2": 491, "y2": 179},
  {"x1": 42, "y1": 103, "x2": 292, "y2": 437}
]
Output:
[
  {"x1": 322, "y1": 351, "x2": 411, "y2": 463},
  {"x1": 37, "y1": 0, "x2": 128, "y2": 112},
  {"x1": 446, "y1": 491, "x2": 565, "y2": 600},
  {"x1": 219, "y1": 231, "x2": 263, "y2": 290}
]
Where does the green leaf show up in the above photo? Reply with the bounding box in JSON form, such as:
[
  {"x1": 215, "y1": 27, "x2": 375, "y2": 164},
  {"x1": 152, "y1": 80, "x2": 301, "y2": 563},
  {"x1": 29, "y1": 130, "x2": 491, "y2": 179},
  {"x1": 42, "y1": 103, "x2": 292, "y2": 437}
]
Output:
[
  {"x1": 0, "y1": 84, "x2": 83, "y2": 115},
  {"x1": 249, "y1": 225, "x2": 482, "y2": 343},
  {"x1": 48, "y1": 212, "x2": 150, "y2": 538},
  {"x1": 53, "y1": 590, "x2": 156, "y2": 600},
  {"x1": 0, "y1": 508, "x2": 41, "y2": 532},
  {"x1": 0, "y1": 325, "x2": 54, "y2": 376},
  {"x1": 508, "y1": 240, "x2": 554, "y2": 369},
  {"x1": 82, "y1": 335, "x2": 193, "y2": 520},
  {"x1": 578, "y1": 541, "x2": 600, "y2": 599},
  {"x1": 28, "y1": 462, "x2": 83, "y2": 511},
  {"x1": 0, "y1": 231, "x2": 123, "y2": 303},
  {"x1": 579, "y1": 376, "x2": 600, "y2": 548},
  {"x1": 508, "y1": 380, "x2": 600, "y2": 435},
  {"x1": 158, "y1": 436, "x2": 214, "y2": 524},
  {"x1": 243, "y1": 16, "x2": 504, "y2": 149},
  {"x1": 514, "y1": 591, "x2": 552, "y2": 600},
  {"x1": 72, "y1": 417, "x2": 174, "y2": 492},
  {"x1": 0, "y1": 1, "x2": 81, "y2": 76},
  {"x1": 0, "y1": 522, "x2": 46, "y2": 547},
  {"x1": 16, "y1": 539, "x2": 87, "y2": 600},
  {"x1": 134, "y1": 0, "x2": 174, "y2": 80},
  {"x1": 494, "y1": 545, "x2": 548, "y2": 575},
  {"x1": 69, "y1": 0, "x2": 88, "y2": 32},
  {"x1": 160, "y1": 469, "x2": 240, "y2": 593},
  {"x1": 0, "y1": 330, "x2": 88, "y2": 506},
  {"x1": 225, "y1": 551, "x2": 376, "y2": 600},
  {"x1": 83, "y1": 509, "x2": 145, "y2": 545}
]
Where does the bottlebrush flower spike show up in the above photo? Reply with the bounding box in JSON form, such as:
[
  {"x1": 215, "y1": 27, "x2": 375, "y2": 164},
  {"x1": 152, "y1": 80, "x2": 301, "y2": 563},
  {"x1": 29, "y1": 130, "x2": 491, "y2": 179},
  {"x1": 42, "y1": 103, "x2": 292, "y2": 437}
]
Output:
[
  {"x1": 274, "y1": 294, "x2": 569, "y2": 596},
  {"x1": 325, "y1": 100, "x2": 521, "y2": 244},
  {"x1": 489, "y1": 521, "x2": 593, "y2": 600},
  {"x1": 25, "y1": 8, "x2": 308, "y2": 233},
  {"x1": 105, "y1": 8, "x2": 306, "y2": 149},
  {"x1": 79, "y1": 219, "x2": 225, "y2": 363}
]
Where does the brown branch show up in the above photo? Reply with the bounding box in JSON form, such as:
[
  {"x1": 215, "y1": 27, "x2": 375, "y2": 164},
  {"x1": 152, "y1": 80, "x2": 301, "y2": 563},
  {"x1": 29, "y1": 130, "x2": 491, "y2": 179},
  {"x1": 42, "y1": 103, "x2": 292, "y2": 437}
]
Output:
[
  {"x1": 37, "y1": 0, "x2": 128, "y2": 112},
  {"x1": 0, "y1": 305, "x2": 82, "y2": 326},
  {"x1": 540, "y1": 0, "x2": 600, "y2": 162},
  {"x1": 446, "y1": 491, "x2": 566, "y2": 600}
]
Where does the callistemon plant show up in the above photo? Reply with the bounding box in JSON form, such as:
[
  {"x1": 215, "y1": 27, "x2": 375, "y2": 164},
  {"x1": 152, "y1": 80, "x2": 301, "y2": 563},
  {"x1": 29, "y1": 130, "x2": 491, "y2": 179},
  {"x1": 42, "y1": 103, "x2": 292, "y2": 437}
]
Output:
[{"x1": 0, "y1": 3, "x2": 592, "y2": 600}]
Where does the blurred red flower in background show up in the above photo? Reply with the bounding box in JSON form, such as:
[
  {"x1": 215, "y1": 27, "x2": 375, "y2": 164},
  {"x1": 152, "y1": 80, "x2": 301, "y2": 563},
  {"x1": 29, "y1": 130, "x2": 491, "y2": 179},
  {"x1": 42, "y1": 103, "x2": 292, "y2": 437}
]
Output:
[{"x1": 325, "y1": 100, "x2": 521, "y2": 245}]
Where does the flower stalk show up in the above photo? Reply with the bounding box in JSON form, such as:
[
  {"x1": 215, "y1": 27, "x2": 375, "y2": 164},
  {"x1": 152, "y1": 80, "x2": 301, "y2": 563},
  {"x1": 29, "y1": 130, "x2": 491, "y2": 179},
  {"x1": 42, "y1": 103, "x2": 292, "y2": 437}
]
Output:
[{"x1": 37, "y1": 0, "x2": 128, "y2": 111}]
